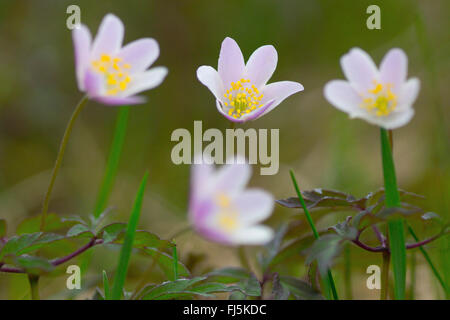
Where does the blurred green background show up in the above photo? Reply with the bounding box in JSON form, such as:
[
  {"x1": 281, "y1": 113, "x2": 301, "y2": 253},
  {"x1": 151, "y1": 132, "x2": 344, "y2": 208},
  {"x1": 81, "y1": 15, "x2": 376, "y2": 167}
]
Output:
[{"x1": 0, "y1": 0, "x2": 448, "y2": 299}]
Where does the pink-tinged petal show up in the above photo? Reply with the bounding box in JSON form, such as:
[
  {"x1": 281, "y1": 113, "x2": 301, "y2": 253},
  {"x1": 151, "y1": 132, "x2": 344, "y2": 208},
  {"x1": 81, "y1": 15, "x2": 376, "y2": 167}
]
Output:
[
  {"x1": 91, "y1": 14, "x2": 124, "y2": 59},
  {"x1": 72, "y1": 25, "x2": 92, "y2": 91},
  {"x1": 218, "y1": 37, "x2": 245, "y2": 86},
  {"x1": 398, "y1": 78, "x2": 420, "y2": 108},
  {"x1": 123, "y1": 67, "x2": 168, "y2": 97},
  {"x1": 83, "y1": 69, "x2": 104, "y2": 97},
  {"x1": 340, "y1": 48, "x2": 378, "y2": 94},
  {"x1": 117, "y1": 38, "x2": 159, "y2": 73},
  {"x1": 234, "y1": 189, "x2": 274, "y2": 225},
  {"x1": 324, "y1": 80, "x2": 364, "y2": 118},
  {"x1": 213, "y1": 160, "x2": 251, "y2": 196},
  {"x1": 259, "y1": 81, "x2": 304, "y2": 116},
  {"x1": 245, "y1": 45, "x2": 278, "y2": 87},
  {"x1": 93, "y1": 95, "x2": 146, "y2": 106},
  {"x1": 197, "y1": 66, "x2": 224, "y2": 101},
  {"x1": 230, "y1": 225, "x2": 274, "y2": 245},
  {"x1": 379, "y1": 48, "x2": 408, "y2": 94},
  {"x1": 363, "y1": 108, "x2": 415, "y2": 130}
]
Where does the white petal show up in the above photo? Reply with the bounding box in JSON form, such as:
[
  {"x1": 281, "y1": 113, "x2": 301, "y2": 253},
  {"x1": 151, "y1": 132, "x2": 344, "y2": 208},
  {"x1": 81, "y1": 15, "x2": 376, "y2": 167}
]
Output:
[
  {"x1": 197, "y1": 66, "x2": 224, "y2": 101},
  {"x1": 245, "y1": 45, "x2": 278, "y2": 88},
  {"x1": 230, "y1": 225, "x2": 274, "y2": 245},
  {"x1": 91, "y1": 14, "x2": 124, "y2": 59},
  {"x1": 324, "y1": 80, "x2": 364, "y2": 117},
  {"x1": 123, "y1": 67, "x2": 168, "y2": 97},
  {"x1": 72, "y1": 25, "x2": 92, "y2": 91},
  {"x1": 218, "y1": 37, "x2": 245, "y2": 87},
  {"x1": 380, "y1": 48, "x2": 408, "y2": 94},
  {"x1": 234, "y1": 189, "x2": 274, "y2": 225},
  {"x1": 260, "y1": 81, "x2": 304, "y2": 116},
  {"x1": 361, "y1": 108, "x2": 415, "y2": 130},
  {"x1": 340, "y1": 48, "x2": 378, "y2": 94},
  {"x1": 398, "y1": 78, "x2": 420, "y2": 108}
]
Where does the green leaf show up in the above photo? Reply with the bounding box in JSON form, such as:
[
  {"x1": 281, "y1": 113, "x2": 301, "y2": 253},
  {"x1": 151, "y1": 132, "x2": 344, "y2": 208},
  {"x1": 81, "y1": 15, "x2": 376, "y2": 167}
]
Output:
[
  {"x1": 14, "y1": 255, "x2": 54, "y2": 274},
  {"x1": 0, "y1": 219, "x2": 6, "y2": 237},
  {"x1": 232, "y1": 273, "x2": 261, "y2": 297},
  {"x1": 260, "y1": 223, "x2": 289, "y2": 271},
  {"x1": 279, "y1": 276, "x2": 323, "y2": 300},
  {"x1": 98, "y1": 223, "x2": 126, "y2": 244},
  {"x1": 111, "y1": 172, "x2": 148, "y2": 300},
  {"x1": 103, "y1": 270, "x2": 110, "y2": 300},
  {"x1": 140, "y1": 277, "x2": 206, "y2": 300},
  {"x1": 115, "y1": 230, "x2": 174, "y2": 249},
  {"x1": 306, "y1": 234, "x2": 343, "y2": 276},
  {"x1": 267, "y1": 234, "x2": 316, "y2": 268},
  {"x1": 330, "y1": 217, "x2": 358, "y2": 240},
  {"x1": 66, "y1": 224, "x2": 93, "y2": 238},
  {"x1": 17, "y1": 213, "x2": 82, "y2": 234},
  {"x1": 141, "y1": 247, "x2": 190, "y2": 279},
  {"x1": 17, "y1": 233, "x2": 65, "y2": 255},
  {"x1": 206, "y1": 267, "x2": 250, "y2": 284},
  {"x1": 272, "y1": 274, "x2": 290, "y2": 300},
  {"x1": 94, "y1": 107, "x2": 130, "y2": 218},
  {"x1": 0, "y1": 232, "x2": 42, "y2": 260}
]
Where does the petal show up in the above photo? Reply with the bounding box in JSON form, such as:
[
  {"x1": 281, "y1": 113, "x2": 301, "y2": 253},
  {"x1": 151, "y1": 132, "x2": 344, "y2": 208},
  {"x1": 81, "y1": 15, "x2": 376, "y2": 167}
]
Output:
[
  {"x1": 398, "y1": 78, "x2": 420, "y2": 108},
  {"x1": 212, "y1": 160, "x2": 251, "y2": 196},
  {"x1": 215, "y1": 100, "x2": 274, "y2": 123},
  {"x1": 218, "y1": 37, "x2": 245, "y2": 86},
  {"x1": 234, "y1": 189, "x2": 274, "y2": 225},
  {"x1": 123, "y1": 67, "x2": 168, "y2": 97},
  {"x1": 230, "y1": 225, "x2": 274, "y2": 245},
  {"x1": 380, "y1": 48, "x2": 408, "y2": 94},
  {"x1": 117, "y1": 38, "x2": 160, "y2": 73},
  {"x1": 91, "y1": 14, "x2": 124, "y2": 59},
  {"x1": 340, "y1": 48, "x2": 378, "y2": 94},
  {"x1": 245, "y1": 45, "x2": 278, "y2": 87},
  {"x1": 197, "y1": 66, "x2": 224, "y2": 101},
  {"x1": 93, "y1": 95, "x2": 146, "y2": 106},
  {"x1": 72, "y1": 25, "x2": 92, "y2": 91},
  {"x1": 361, "y1": 108, "x2": 415, "y2": 130},
  {"x1": 189, "y1": 155, "x2": 215, "y2": 205},
  {"x1": 260, "y1": 81, "x2": 304, "y2": 116},
  {"x1": 83, "y1": 69, "x2": 104, "y2": 97},
  {"x1": 324, "y1": 80, "x2": 364, "y2": 117}
]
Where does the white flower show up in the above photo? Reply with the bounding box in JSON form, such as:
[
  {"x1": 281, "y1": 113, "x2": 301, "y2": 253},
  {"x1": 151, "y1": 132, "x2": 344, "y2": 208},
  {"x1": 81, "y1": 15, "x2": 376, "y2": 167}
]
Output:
[{"x1": 324, "y1": 48, "x2": 420, "y2": 129}]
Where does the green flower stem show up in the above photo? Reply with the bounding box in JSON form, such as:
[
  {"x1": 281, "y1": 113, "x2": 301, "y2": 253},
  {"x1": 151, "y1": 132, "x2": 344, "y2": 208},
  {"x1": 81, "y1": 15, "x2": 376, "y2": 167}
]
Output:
[
  {"x1": 40, "y1": 95, "x2": 89, "y2": 231},
  {"x1": 93, "y1": 106, "x2": 130, "y2": 217},
  {"x1": 172, "y1": 243, "x2": 179, "y2": 281},
  {"x1": 28, "y1": 274, "x2": 40, "y2": 300},
  {"x1": 380, "y1": 128, "x2": 405, "y2": 300},
  {"x1": 289, "y1": 170, "x2": 339, "y2": 300}
]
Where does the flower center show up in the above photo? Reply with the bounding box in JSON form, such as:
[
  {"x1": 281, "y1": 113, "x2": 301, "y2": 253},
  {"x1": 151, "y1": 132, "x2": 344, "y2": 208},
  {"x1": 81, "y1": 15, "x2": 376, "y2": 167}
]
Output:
[
  {"x1": 91, "y1": 54, "x2": 132, "y2": 96},
  {"x1": 361, "y1": 81, "x2": 397, "y2": 117},
  {"x1": 215, "y1": 193, "x2": 239, "y2": 232},
  {"x1": 223, "y1": 79, "x2": 264, "y2": 119}
]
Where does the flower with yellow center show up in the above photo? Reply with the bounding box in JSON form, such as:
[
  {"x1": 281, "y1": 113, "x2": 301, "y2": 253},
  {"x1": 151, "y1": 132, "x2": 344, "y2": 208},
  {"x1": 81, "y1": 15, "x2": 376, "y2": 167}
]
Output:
[
  {"x1": 197, "y1": 37, "x2": 304, "y2": 122},
  {"x1": 188, "y1": 155, "x2": 274, "y2": 245},
  {"x1": 72, "y1": 14, "x2": 168, "y2": 106},
  {"x1": 324, "y1": 48, "x2": 420, "y2": 129}
]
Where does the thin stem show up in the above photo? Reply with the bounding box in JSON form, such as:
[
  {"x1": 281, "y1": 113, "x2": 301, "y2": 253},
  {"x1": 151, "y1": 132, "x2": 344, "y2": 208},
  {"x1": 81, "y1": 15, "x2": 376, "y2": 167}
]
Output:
[
  {"x1": 51, "y1": 238, "x2": 99, "y2": 265},
  {"x1": 381, "y1": 251, "x2": 390, "y2": 300},
  {"x1": 407, "y1": 225, "x2": 448, "y2": 295},
  {"x1": 289, "y1": 170, "x2": 338, "y2": 300},
  {"x1": 372, "y1": 225, "x2": 386, "y2": 246},
  {"x1": 380, "y1": 128, "x2": 405, "y2": 300},
  {"x1": 40, "y1": 96, "x2": 89, "y2": 231},
  {"x1": 28, "y1": 274, "x2": 40, "y2": 300}
]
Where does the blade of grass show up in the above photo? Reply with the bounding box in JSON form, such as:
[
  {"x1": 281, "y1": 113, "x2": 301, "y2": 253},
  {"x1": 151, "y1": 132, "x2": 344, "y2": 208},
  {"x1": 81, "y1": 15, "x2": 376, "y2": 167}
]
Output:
[
  {"x1": 289, "y1": 170, "x2": 339, "y2": 300},
  {"x1": 172, "y1": 242, "x2": 178, "y2": 281},
  {"x1": 407, "y1": 224, "x2": 448, "y2": 296},
  {"x1": 94, "y1": 106, "x2": 130, "y2": 218},
  {"x1": 103, "y1": 270, "x2": 110, "y2": 300},
  {"x1": 380, "y1": 128, "x2": 405, "y2": 300},
  {"x1": 111, "y1": 172, "x2": 148, "y2": 300}
]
